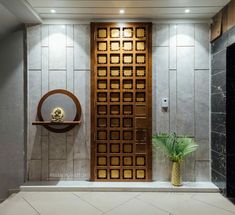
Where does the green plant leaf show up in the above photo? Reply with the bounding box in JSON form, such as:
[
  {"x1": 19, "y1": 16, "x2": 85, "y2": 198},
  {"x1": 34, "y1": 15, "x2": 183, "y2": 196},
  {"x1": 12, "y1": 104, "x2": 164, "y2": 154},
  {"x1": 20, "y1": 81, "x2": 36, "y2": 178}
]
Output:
[{"x1": 152, "y1": 133, "x2": 198, "y2": 162}]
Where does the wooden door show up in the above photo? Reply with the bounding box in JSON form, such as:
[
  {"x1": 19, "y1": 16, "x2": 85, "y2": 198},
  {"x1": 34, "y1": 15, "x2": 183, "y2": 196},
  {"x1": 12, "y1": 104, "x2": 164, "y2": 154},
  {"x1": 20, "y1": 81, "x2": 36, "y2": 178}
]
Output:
[{"x1": 91, "y1": 22, "x2": 152, "y2": 181}]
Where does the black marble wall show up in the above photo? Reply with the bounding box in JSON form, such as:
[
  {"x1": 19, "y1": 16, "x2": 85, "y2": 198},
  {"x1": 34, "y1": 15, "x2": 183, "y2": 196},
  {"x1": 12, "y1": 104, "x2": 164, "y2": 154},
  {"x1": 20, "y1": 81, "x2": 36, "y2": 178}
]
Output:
[{"x1": 211, "y1": 26, "x2": 235, "y2": 198}]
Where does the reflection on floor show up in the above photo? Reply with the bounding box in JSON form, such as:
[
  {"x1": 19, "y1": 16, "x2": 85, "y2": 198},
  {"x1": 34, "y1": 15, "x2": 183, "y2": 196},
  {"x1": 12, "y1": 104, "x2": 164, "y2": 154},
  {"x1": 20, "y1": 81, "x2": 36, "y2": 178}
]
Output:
[{"x1": 0, "y1": 192, "x2": 234, "y2": 215}]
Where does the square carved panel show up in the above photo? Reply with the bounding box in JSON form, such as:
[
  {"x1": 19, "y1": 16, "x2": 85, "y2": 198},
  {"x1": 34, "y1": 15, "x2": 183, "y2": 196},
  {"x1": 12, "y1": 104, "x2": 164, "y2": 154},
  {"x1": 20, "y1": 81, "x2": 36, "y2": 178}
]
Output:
[
  {"x1": 136, "y1": 27, "x2": 146, "y2": 38},
  {"x1": 98, "y1": 41, "x2": 107, "y2": 51},
  {"x1": 97, "y1": 54, "x2": 107, "y2": 64},
  {"x1": 123, "y1": 67, "x2": 133, "y2": 77},
  {"x1": 110, "y1": 28, "x2": 120, "y2": 38},
  {"x1": 92, "y1": 23, "x2": 152, "y2": 181},
  {"x1": 110, "y1": 54, "x2": 120, "y2": 64},
  {"x1": 136, "y1": 41, "x2": 145, "y2": 51},
  {"x1": 123, "y1": 28, "x2": 133, "y2": 38},
  {"x1": 110, "y1": 144, "x2": 120, "y2": 153},
  {"x1": 97, "y1": 157, "x2": 107, "y2": 166},
  {"x1": 97, "y1": 28, "x2": 107, "y2": 38},
  {"x1": 97, "y1": 169, "x2": 107, "y2": 179},
  {"x1": 123, "y1": 41, "x2": 133, "y2": 51},
  {"x1": 123, "y1": 54, "x2": 133, "y2": 64},
  {"x1": 123, "y1": 169, "x2": 133, "y2": 179},
  {"x1": 97, "y1": 67, "x2": 107, "y2": 77},
  {"x1": 123, "y1": 144, "x2": 133, "y2": 153},
  {"x1": 97, "y1": 144, "x2": 107, "y2": 153},
  {"x1": 110, "y1": 105, "x2": 120, "y2": 115},
  {"x1": 110, "y1": 41, "x2": 120, "y2": 51},
  {"x1": 110, "y1": 67, "x2": 120, "y2": 77}
]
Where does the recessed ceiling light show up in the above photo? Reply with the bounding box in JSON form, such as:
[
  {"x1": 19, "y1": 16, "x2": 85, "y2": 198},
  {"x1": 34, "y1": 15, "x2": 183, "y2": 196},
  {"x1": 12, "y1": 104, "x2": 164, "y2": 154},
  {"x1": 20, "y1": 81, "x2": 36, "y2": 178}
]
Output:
[
  {"x1": 185, "y1": 9, "x2": 190, "y2": 13},
  {"x1": 50, "y1": 9, "x2": 56, "y2": 13},
  {"x1": 120, "y1": 9, "x2": 125, "y2": 14}
]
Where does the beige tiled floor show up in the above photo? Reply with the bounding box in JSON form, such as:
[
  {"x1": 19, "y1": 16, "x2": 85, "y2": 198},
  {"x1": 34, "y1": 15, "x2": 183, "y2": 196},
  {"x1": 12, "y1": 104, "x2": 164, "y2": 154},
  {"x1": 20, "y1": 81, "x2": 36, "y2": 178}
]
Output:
[{"x1": 0, "y1": 192, "x2": 234, "y2": 215}]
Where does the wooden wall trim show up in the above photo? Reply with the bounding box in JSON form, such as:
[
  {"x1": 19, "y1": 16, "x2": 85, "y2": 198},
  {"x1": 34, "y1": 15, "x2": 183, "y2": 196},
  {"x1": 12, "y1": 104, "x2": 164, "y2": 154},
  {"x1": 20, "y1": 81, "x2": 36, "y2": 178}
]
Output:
[{"x1": 211, "y1": 0, "x2": 235, "y2": 42}]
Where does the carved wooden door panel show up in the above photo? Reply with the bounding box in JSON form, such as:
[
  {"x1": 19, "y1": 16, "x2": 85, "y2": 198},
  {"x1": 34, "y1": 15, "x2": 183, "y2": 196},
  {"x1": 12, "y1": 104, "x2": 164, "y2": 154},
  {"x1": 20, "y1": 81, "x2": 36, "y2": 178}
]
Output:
[{"x1": 91, "y1": 23, "x2": 152, "y2": 181}]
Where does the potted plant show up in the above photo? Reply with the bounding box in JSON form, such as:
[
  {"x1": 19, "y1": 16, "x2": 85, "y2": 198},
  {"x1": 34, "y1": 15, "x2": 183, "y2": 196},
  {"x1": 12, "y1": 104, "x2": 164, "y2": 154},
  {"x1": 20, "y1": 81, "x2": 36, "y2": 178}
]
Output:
[{"x1": 152, "y1": 133, "x2": 198, "y2": 186}]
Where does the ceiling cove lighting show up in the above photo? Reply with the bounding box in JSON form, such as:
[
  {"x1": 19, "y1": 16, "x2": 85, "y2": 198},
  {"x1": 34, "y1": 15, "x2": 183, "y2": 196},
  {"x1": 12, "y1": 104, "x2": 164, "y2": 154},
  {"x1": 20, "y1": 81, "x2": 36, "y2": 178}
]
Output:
[
  {"x1": 50, "y1": 9, "x2": 56, "y2": 13},
  {"x1": 120, "y1": 9, "x2": 125, "y2": 14},
  {"x1": 185, "y1": 9, "x2": 190, "y2": 13}
]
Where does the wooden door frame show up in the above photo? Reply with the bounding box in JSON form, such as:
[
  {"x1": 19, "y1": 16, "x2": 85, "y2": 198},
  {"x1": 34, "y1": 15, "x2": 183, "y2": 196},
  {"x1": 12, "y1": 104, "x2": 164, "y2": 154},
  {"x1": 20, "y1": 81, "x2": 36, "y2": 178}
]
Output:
[{"x1": 90, "y1": 22, "x2": 152, "y2": 181}]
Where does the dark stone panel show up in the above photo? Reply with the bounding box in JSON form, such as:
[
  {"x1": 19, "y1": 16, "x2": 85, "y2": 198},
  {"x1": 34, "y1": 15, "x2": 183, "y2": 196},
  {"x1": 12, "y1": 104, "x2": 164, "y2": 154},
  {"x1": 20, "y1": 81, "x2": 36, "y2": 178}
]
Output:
[
  {"x1": 228, "y1": 26, "x2": 235, "y2": 47},
  {"x1": 211, "y1": 93, "x2": 226, "y2": 113},
  {"x1": 211, "y1": 131, "x2": 226, "y2": 155},
  {"x1": 212, "y1": 49, "x2": 226, "y2": 70},
  {"x1": 211, "y1": 113, "x2": 226, "y2": 134},
  {"x1": 212, "y1": 169, "x2": 227, "y2": 195},
  {"x1": 212, "y1": 69, "x2": 225, "y2": 76},
  {"x1": 211, "y1": 150, "x2": 226, "y2": 176},
  {"x1": 211, "y1": 71, "x2": 226, "y2": 94},
  {"x1": 227, "y1": 155, "x2": 235, "y2": 193},
  {"x1": 227, "y1": 44, "x2": 235, "y2": 159},
  {"x1": 211, "y1": 31, "x2": 228, "y2": 54}
]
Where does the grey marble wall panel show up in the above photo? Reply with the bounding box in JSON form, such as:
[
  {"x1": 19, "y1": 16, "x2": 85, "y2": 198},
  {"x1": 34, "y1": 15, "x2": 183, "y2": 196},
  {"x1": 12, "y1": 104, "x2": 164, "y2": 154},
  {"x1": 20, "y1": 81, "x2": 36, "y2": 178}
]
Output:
[
  {"x1": 169, "y1": 70, "x2": 177, "y2": 133},
  {"x1": 152, "y1": 151, "x2": 171, "y2": 181},
  {"x1": 153, "y1": 24, "x2": 169, "y2": 47},
  {"x1": 196, "y1": 139, "x2": 210, "y2": 161},
  {"x1": 66, "y1": 135, "x2": 74, "y2": 179},
  {"x1": 49, "y1": 133, "x2": 67, "y2": 160},
  {"x1": 169, "y1": 25, "x2": 177, "y2": 70},
  {"x1": 177, "y1": 24, "x2": 195, "y2": 47},
  {"x1": 195, "y1": 24, "x2": 210, "y2": 70},
  {"x1": 84, "y1": 70, "x2": 91, "y2": 157},
  {"x1": 41, "y1": 25, "x2": 49, "y2": 47},
  {"x1": 67, "y1": 47, "x2": 74, "y2": 92},
  {"x1": 177, "y1": 47, "x2": 194, "y2": 136},
  {"x1": 41, "y1": 136, "x2": 49, "y2": 180},
  {"x1": 28, "y1": 71, "x2": 42, "y2": 160},
  {"x1": 42, "y1": 47, "x2": 49, "y2": 95},
  {"x1": 74, "y1": 25, "x2": 90, "y2": 70},
  {"x1": 27, "y1": 24, "x2": 91, "y2": 181},
  {"x1": 195, "y1": 161, "x2": 210, "y2": 181},
  {"x1": 152, "y1": 50, "x2": 157, "y2": 134},
  {"x1": 49, "y1": 160, "x2": 66, "y2": 180},
  {"x1": 49, "y1": 25, "x2": 66, "y2": 70},
  {"x1": 195, "y1": 70, "x2": 209, "y2": 160},
  {"x1": 27, "y1": 23, "x2": 210, "y2": 182},
  {"x1": 49, "y1": 71, "x2": 66, "y2": 90},
  {"x1": 74, "y1": 159, "x2": 90, "y2": 180},
  {"x1": 67, "y1": 25, "x2": 74, "y2": 47},
  {"x1": 28, "y1": 25, "x2": 41, "y2": 70},
  {"x1": 74, "y1": 71, "x2": 90, "y2": 161},
  {"x1": 154, "y1": 46, "x2": 169, "y2": 133},
  {"x1": 28, "y1": 160, "x2": 41, "y2": 181},
  {"x1": 182, "y1": 153, "x2": 196, "y2": 181}
]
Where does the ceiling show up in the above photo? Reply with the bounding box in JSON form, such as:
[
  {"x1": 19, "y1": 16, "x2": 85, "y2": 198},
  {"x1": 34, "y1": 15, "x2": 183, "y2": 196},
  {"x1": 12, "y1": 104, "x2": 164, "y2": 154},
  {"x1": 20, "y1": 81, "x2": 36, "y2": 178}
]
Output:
[
  {"x1": 0, "y1": 0, "x2": 231, "y2": 37},
  {"x1": 26, "y1": 0, "x2": 230, "y2": 19}
]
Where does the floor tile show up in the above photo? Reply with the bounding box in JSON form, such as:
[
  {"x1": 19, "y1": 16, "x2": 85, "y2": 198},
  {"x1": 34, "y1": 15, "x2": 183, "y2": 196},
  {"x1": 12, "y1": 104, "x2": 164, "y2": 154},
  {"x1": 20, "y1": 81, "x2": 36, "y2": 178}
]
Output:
[
  {"x1": 0, "y1": 194, "x2": 39, "y2": 215},
  {"x1": 19, "y1": 192, "x2": 102, "y2": 215},
  {"x1": 103, "y1": 198, "x2": 169, "y2": 215},
  {"x1": 192, "y1": 193, "x2": 235, "y2": 213},
  {"x1": 74, "y1": 192, "x2": 139, "y2": 212},
  {"x1": 137, "y1": 192, "x2": 234, "y2": 215}
]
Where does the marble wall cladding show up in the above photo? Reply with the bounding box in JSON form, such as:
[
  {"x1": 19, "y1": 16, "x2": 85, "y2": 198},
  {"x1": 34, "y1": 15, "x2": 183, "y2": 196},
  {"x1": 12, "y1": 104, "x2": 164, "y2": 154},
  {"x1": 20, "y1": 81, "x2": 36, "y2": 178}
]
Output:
[
  {"x1": 27, "y1": 23, "x2": 210, "y2": 182},
  {"x1": 152, "y1": 23, "x2": 210, "y2": 181},
  {"x1": 211, "y1": 26, "x2": 230, "y2": 195},
  {"x1": 27, "y1": 24, "x2": 91, "y2": 181}
]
